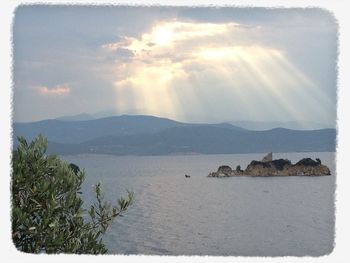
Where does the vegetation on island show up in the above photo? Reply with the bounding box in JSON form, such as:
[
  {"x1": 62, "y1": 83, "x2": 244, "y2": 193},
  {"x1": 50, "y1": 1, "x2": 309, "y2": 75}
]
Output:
[
  {"x1": 208, "y1": 153, "x2": 331, "y2": 177},
  {"x1": 12, "y1": 135, "x2": 133, "y2": 254}
]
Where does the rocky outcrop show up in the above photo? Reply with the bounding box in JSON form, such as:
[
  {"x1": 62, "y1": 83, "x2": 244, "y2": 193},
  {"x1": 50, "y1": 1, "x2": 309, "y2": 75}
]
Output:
[
  {"x1": 217, "y1": 165, "x2": 233, "y2": 175},
  {"x1": 261, "y1": 152, "x2": 273, "y2": 162},
  {"x1": 208, "y1": 153, "x2": 331, "y2": 177}
]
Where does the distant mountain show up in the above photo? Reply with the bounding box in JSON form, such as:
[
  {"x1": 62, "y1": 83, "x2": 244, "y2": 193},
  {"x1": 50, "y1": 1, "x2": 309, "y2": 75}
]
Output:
[
  {"x1": 46, "y1": 126, "x2": 336, "y2": 156},
  {"x1": 56, "y1": 113, "x2": 95, "y2": 121},
  {"x1": 13, "y1": 115, "x2": 336, "y2": 155},
  {"x1": 13, "y1": 115, "x2": 244, "y2": 144},
  {"x1": 229, "y1": 120, "x2": 334, "y2": 130}
]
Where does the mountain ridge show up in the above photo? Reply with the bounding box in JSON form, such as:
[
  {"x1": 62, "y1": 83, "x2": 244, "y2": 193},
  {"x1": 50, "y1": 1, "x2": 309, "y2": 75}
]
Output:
[
  {"x1": 13, "y1": 114, "x2": 245, "y2": 144},
  {"x1": 46, "y1": 126, "x2": 335, "y2": 156},
  {"x1": 13, "y1": 115, "x2": 336, "y2": 156}
]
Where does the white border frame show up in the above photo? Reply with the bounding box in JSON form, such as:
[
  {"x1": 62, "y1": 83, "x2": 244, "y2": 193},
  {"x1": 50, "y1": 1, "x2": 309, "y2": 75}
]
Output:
[{"x1": 1, "y1": 1, "x2": 349, "y2": 262}]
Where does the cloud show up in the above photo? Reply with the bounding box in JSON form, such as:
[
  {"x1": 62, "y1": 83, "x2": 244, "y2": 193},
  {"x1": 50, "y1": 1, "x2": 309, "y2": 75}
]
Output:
[
  {"x1": 99, "y1": 19, "x2": 334, "y2": 123},
  {"x1": 102, "y1": 21, "x2": 251, "y2": 60},
  {"x1": 37, "y1": 84, "x2": 71, "y2": 96},
  {"x1": 101, "y1": 21, "x2": 260, "y2": 119},
  {"x1": 13, "y1": 7, "x2": 336, "y2": 124}
]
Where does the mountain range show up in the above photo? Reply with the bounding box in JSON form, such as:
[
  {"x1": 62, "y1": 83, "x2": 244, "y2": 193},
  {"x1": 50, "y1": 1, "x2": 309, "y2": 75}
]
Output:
[
  {"x1": 13, "y1": 115, "x2": 336, "y2": 155},
  {"x1": 54, "y1": 112, "x2": 334, "y2": 130},
  {"x1": 229, "y1": 120, "x2": 334, "y2": 131}
]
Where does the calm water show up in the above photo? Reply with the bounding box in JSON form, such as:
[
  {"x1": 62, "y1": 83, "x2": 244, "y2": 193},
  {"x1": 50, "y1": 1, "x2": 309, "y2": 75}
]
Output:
[{"x1": 62, "y1": 152, "x2": 335, "y2": 256}]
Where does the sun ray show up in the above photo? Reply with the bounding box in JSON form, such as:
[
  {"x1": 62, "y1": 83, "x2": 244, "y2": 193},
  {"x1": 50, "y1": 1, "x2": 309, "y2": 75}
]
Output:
[{"x1": 104, "y1": 19, "x2": 335, "y2": 124}]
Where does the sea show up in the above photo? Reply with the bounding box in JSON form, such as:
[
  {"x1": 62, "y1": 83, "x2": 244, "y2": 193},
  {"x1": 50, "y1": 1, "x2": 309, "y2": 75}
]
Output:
[{"x1": 62, "y1": 152, "x2": 335, "y2": 256}]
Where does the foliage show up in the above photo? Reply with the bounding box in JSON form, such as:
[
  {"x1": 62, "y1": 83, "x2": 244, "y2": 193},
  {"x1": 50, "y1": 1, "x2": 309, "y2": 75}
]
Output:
[
  {"x1": 271, "y1": 159, "x2": 292, "y2": 170},
  {"x1": 249, "y1": 159, "x2": 292, "y2": 170},
  {"x1": 249, "y1": 160, "x2": 271, "y2": 168},
  {"x1": 12, "y1": 135, "x2": 133, "y2": 254},
  {"x1": 295, "y1": 158, "x2": 320, "y2": 167}
]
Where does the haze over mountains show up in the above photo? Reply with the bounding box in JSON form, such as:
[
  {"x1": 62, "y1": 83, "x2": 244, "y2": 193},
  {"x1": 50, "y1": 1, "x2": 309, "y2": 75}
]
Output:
[
  {"x1": 54, "y1": 112, "x2": 334, "y2": 130},
  {"x1": 229, "y1": 120, "x2": 334, "y2": 131},
  {"x1": 13, "y1": 114, "x2": 336, "y2": 155}
]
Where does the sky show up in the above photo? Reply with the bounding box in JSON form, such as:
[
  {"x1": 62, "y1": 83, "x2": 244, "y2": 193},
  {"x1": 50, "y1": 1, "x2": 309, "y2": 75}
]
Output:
[{"x1": 13, "y1": 6, "x2": 337, "y2": 126}]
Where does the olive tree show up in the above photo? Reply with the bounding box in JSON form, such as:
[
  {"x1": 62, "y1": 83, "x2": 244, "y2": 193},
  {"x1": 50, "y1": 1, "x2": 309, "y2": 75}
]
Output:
[{"x1": 12, "y1": 135, "x2": 133, "y2": 254}]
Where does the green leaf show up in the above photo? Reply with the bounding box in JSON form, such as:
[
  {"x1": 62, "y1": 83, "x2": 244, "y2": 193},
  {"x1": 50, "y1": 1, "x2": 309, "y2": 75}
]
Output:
[{"x1": 12, "y1": 135, "x2": 134, "y2": 254}]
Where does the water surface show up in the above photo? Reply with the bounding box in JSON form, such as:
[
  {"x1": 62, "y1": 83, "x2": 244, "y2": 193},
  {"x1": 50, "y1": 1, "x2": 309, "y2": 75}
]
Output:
[{"x1": 62, "y1": 152, "x2": 335, "y2": 256}]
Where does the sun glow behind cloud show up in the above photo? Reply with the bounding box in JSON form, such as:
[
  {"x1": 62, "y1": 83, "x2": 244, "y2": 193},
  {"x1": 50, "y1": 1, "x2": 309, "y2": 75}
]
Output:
[{"x1": 103, "y1": 20, "x2": 333, "y2": 123}]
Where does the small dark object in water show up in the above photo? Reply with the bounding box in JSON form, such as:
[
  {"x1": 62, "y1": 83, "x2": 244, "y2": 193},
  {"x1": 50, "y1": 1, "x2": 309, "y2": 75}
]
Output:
[{"x1": 185, "y1": 174, "x2": 191, "y2": 178}]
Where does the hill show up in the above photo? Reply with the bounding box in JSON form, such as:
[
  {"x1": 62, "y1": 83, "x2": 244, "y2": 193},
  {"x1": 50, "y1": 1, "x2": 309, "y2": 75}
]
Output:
[
  {"x1": 13, "y1": 115, "x2": 244, "y2": 144},
  {"x1": 229, "y1": 120, "x2": 333, "y2": 130},
  {"x1": 45, "y1": 126, "x2": 336, "y2": 155}
]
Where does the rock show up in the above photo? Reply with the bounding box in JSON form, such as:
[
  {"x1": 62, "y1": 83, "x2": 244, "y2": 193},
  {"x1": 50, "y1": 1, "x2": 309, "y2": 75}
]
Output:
[
  {"x1": 261, "y1": 152, "x2": 273, "y2": 162},
  {"x1": 217, "y1": 165, "x2": 233, "y2": 174},
  {"x1": 245, "y1": 159, "x2": 292, "y2": 176},
  {"x1": 208, "y1": 153, "x2": 331, "y2": 177},
  {"x1": 208, "y1": 165, "x2": 233, "y2": 177}
]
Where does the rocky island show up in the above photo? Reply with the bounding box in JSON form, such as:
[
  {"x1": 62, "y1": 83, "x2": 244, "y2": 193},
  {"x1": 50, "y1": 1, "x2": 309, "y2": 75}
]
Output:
[{"x1": 208, "y1": 153, "x2": 331, "y2": 177}]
